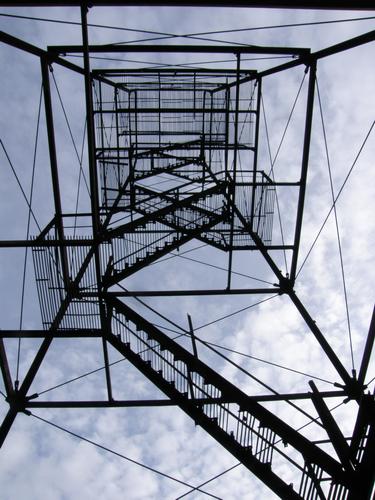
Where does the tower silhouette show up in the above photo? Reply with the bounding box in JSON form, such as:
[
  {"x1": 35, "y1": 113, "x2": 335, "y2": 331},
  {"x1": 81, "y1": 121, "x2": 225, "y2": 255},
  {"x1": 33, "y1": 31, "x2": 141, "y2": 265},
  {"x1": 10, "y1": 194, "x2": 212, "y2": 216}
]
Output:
[{"x1": 0, "y1": 4, "x2": 374, "y2": 499}]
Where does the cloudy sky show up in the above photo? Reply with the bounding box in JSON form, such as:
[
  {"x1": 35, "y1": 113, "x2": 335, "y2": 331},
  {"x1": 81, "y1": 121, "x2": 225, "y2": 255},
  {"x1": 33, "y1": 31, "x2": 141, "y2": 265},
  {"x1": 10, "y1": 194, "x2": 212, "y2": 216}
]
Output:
[{"x1": 0, "y1": 4, "x2": 374, "y2": 500}]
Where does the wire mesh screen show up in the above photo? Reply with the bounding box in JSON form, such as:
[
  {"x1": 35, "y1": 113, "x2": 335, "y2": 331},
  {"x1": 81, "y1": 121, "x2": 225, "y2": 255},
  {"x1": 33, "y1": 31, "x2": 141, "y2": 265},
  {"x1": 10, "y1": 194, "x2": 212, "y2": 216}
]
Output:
[
  {"x1": 94, "y1": 71, "x2": 256, "y2": 210},
  {"x1": 32, "y1": 227, "x2": 112, "y2": 330}
]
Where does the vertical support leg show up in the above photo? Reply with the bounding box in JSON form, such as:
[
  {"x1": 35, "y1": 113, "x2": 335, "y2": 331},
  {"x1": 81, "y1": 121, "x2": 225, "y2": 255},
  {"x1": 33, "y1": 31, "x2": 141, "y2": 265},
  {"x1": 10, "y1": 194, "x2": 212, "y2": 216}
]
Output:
[
  {"x1": 114, "y1": 85, "x2": 121, "y2": 201},
  {"x1": 224, "y1": 86, "x2": 230, "y2": 181},
  {"x1": 98, "y1": 80, "x2": 107, "y2": 207},
  {"x1": 81, "y1": 5, "x2": 100, "y2": 235},
  {"x1": 40, "y1": 56, "x2": 70, "y2": 288},
  {"x1": 227, "y1": 53, "x2": 241, "y2": 289},
  {"x1": 208, "y1": 91, "x2": 213, "y2": 184},
  {"x1": 290, "y1": 61, "x2": 316, "y2": 282},
  {"x1": 250, "y1": 77, "x2": 262, "y2": 232},
  {"x1": 81, "y1": 5, "x2": 113, "y2": 401},
  {"x1": 158, "y1": 72, "x2": 161, "y2": 149}
]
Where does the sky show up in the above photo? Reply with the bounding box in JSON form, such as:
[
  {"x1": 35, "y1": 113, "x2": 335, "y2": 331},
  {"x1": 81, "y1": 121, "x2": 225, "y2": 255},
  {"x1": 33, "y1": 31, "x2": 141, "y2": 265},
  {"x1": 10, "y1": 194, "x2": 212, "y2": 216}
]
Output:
[{"x1": 0, "y1": 4, "x2": 374, "y2": 500}]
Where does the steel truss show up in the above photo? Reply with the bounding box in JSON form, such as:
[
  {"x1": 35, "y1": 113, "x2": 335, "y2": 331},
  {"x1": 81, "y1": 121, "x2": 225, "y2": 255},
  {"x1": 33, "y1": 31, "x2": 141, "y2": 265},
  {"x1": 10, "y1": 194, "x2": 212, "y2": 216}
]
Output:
[{"x1": 0, "y1": 5, "x2": 374, "y2": 499}]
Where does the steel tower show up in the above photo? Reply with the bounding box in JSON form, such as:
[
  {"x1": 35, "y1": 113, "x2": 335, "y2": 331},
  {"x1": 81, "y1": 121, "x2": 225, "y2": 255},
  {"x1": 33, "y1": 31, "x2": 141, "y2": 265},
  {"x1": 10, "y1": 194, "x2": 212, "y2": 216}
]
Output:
[{"x1": 1, "y1": 4, "x2": 374, "y2": 499}]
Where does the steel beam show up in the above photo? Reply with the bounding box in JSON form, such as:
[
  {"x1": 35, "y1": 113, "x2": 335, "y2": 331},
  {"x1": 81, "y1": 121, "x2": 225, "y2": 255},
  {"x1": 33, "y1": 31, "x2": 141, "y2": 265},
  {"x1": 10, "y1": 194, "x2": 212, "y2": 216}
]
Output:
[
  {"x1": 309, "y1": 381, "x2": 353, "y2": 473},
  {"x1": 0, "y1": 30, "x2": 116, "y2": 89},
  {"x1": 313, "y1": 29, "x2": 375, "y2": 61},
  {"x1": 49, "y1": 43, "x2": 310, "y2": 56},
  {"x1": 0, "y1": 330, "x2": 103, "y2": 338},
  {"x1": 1, "y1": 1, "x2": 373, "y2": 9},
  {"x1": 93, "y1": 68, "x2": 255, "y2": 75},
  {"x1": 226, "y1": 53, "x2": 241, "y2": 289},
  {"x1": 289, "y1": 292, "x2": 352, "y2": 387},
  {"x1": 25, "y1": 399, "x2": 235, "y2": 408},
  {"x1": 0, "y1": 239, "x2": 96, "y2": 247},
  {"x1": 250, "y1": 76, "x2": 262, "y2": 232},
  {"x1": 95, "y1": 107, "x2": 256, "y2": 114},
  {"x1": 0, "y1": 409, "x2": 18, "y2": 448},
  {"x1": 24, "y1": 390, "x2": 346, "y2": 407},
  {"x1": 40, "y1": 56, "x2": 70, "y2": 288},
  {"x1": 81, "y1": 7, "x2": 100, "y2": 237},
  {"x1": 0, "y1": 30, "x2": 85, "y2": 75},
  {"x1": 96, "y1": 288, "x2": 280, "y2": 297},
  {"x1": 289, "y1": 61, "x2": 316, "y2": 282},
  {"x1": 81, "y1": 6, "x2": 113, "y2": 402},
  {"x1": 223, "y1": 29, "x2": 375, "y2": 89},
  {"x1": 98, "y1": 144, "x2": 254, "y2": 152}
]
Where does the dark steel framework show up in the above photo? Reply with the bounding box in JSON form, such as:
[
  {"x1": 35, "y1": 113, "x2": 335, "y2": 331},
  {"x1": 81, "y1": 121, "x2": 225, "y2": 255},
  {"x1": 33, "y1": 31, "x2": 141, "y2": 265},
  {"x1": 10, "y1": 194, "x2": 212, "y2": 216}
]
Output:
[{"x1": 0, "y1": 5, "x2": 374, "y2": 499}]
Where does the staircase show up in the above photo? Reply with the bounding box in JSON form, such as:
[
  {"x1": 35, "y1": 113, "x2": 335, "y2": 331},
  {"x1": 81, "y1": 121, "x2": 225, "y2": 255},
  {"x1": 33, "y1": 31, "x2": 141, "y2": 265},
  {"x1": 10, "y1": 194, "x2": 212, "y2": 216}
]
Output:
[
  {"x1": 105, "y1": 183, "x2": 226, "y2": 285},
  {"x1": 106, "y1": 297, "x2": 351, "y2": 500},
  {"x1": 132, "y1": 184, "x2": 230, "y2": 250},
  {"x1": 132, "y1": 140, "x2": 205, "y2": 183}
]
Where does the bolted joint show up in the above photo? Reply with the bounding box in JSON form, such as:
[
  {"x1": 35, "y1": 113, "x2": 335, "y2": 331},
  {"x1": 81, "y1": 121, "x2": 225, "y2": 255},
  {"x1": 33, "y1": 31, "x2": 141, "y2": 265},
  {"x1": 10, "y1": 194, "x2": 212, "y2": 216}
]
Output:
[
  {"x1": 67, "y1": 280, "x2": 81, "y2": 299},
  {"x1": 335, "y1": 377, "x2": 367, "y2": 402},
  {"x1": 278, "y1": 275, "x2": 294, "y2": 295},
  {"x1": 5, "y1": 390, "x2": 28, "y2": 414},
  {"x1": 345, "y1": 378, "x2": 368, "y2": 402}
]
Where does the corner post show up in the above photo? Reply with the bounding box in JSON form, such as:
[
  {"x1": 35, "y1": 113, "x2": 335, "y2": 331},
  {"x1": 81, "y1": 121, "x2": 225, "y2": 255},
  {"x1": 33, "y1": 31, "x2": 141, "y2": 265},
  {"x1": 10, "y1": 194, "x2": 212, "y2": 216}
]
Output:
[{"x1": 290, "y1": 60, "x2": 316, "y2": 282}]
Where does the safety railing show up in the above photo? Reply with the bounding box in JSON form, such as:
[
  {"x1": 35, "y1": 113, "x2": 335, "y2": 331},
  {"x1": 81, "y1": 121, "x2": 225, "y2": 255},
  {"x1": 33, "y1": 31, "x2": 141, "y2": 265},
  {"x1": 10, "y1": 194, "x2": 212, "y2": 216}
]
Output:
[{"x1": 108, "y1": 300, "x2": 349, "y2": 500}]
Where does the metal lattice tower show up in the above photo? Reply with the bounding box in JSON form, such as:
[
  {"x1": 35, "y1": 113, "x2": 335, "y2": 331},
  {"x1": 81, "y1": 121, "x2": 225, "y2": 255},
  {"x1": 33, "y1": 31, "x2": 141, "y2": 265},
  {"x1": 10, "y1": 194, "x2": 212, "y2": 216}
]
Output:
[{"x1": 1, "y1": 3, "x2": 374, "y2": 499}]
